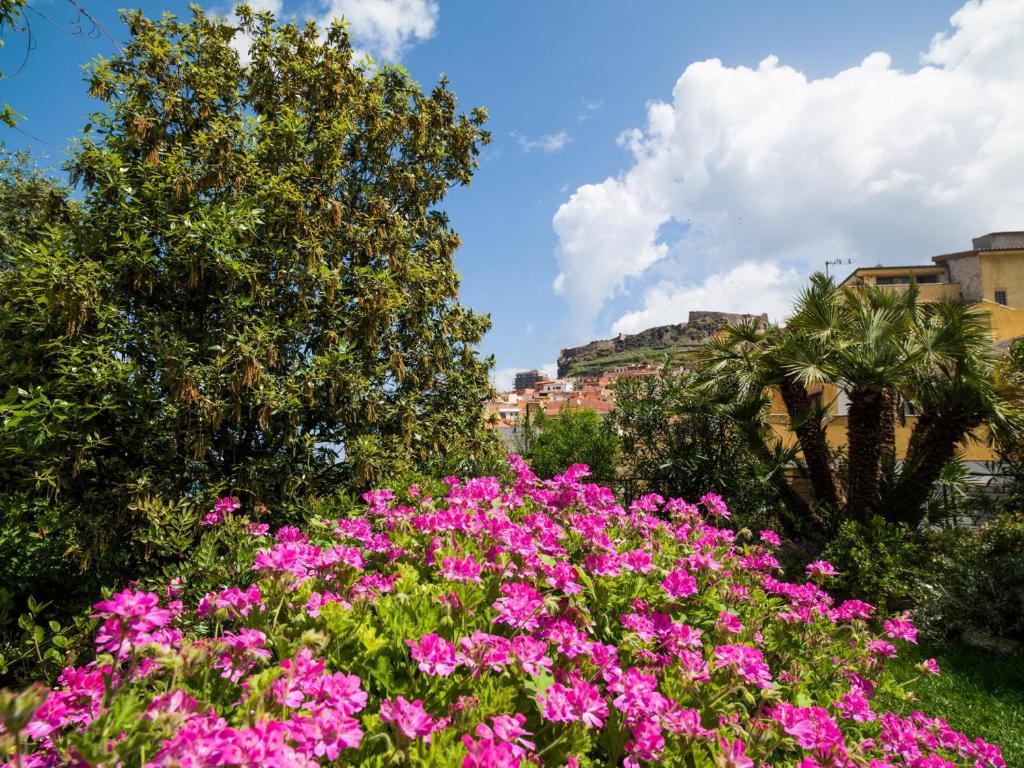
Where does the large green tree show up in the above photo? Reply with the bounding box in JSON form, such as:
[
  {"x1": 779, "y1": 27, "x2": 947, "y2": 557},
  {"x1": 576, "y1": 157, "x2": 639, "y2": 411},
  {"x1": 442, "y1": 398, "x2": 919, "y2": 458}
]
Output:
[
  {"x1": 0, "y1": 149, "x2": 73, "y2": 264},
  {"x1": 0, "y1": 6, "x2": 495, "y2": 587}
]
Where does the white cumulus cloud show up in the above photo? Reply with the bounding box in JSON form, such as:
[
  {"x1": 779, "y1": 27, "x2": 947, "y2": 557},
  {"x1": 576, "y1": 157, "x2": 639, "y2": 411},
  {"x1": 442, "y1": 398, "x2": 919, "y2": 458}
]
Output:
[
  {"x1": 552, "y1": 0, "x2": 1024, "y2": 338},
  {"x1": 318, "y1": 0, "x2": 438, "y2": 60},
  {"x1": 223, "y1": 0, "x2": 438, "y2": 62}
]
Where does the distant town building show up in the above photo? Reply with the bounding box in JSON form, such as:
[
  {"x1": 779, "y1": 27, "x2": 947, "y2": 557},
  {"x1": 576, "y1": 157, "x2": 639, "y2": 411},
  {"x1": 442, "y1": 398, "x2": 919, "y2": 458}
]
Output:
[
  {"x1": 605, "y1": 365, "x2": 663, "y2": 382},
  {"x1": 536, "y1": 379, "x2": 574, "y2": 395},
  {"x1": 513, "y1": 369, "x2": 544, "y2": 391}
]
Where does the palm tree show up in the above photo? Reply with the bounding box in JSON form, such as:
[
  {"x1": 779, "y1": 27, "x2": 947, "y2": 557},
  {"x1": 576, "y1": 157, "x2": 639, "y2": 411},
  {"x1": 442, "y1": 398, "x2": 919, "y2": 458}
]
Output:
[
  {"x1": 701, "y1": 272, "x2": 1019, "y2": 532},
  {"x1": 888, "y1": 300, "x2": 1019, "y2": 525},
  {"x1": 672, "y1": 363, "x2": 816, "y2": 536},
  {"x1": 783, "y1": 277, "x2": 922, "y2": 520},
  {"x1": 703, "y1": 311, "x2": 844, "y2": 520}
]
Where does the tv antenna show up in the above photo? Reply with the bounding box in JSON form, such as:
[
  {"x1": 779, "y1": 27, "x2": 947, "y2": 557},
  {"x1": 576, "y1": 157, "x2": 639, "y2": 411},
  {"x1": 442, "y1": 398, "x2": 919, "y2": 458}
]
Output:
[{"x1": 824, "y1": 258, "x2": 855, "y2": 279}]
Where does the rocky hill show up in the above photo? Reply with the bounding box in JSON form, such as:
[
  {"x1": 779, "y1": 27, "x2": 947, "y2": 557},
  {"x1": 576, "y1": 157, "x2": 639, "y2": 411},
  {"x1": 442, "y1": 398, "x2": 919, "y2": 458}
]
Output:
[{"x1": 557, "y1": 311, "x2": 767, "y2": 378}]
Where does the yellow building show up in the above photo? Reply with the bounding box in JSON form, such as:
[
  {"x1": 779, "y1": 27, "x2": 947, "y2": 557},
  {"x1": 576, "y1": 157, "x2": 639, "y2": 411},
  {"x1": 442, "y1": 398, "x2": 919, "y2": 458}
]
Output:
[
  {"x1": 932, "y1": 232, "x2": 1024, "y2": 345},
  {"x1": 840, "y1": 231, "x2": 1024, "y2": 345},
  {"x1": 770, "y1": 231, "x2": 1024, "y2": 464},
  {"x1": 838, "y1": 264, "x2": 960, "y2": 302}
]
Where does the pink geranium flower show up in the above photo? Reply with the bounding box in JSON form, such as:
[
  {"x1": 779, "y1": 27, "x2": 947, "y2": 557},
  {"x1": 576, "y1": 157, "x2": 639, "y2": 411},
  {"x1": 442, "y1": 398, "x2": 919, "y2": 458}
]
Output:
[
  {"x1": 379, "y1": 696, "x2": 448, "y2": 742},
  {"x1": 806, "y1": 560, "x2": 838, "y2": 578},
  {"x1": 717, "y1": 610, "x2": 743, "y2": 635},
  {"x1": 474, "y1": 713, "x2": 535, "y2": 758},
  {"x1": 661, "y1": 568, "x2": 697, "y2": 599},
  {"x1": 407, "y1": 633, "x2": 461, "y2": 676},
  {"x1": 512, "y1": 635, "x2": 552, "y2": 676},
  {"x1": 700, "y1": 492, "x2": 730, "y2": 519},
  {"x1": 713, "y1": 644, "x2": 773, "y2": 688},
  {"x1": 462, "y1": 733, "x2": 522, "y2": 768},
  {"x1": 492, "y1": 582, "x2": 545, "y2": 631},
  {"x1": 883, "y1": 612, "x2": 918, "y2": 644},
  {"x1": 719, "y1": 737, "x2": 754, "y2": 768},
  {"x1": 92, "y1": 589, "x2": 171, "y2": 657},
  {"x1": 537, "y1": 678, "x2": 607, "y2": 729},
  {"x1": 202, "y1": 496, "x2": 241, "y2": 525},
  {"x1": 441, "y1": 554, "x2": 483, "y2": 583}
]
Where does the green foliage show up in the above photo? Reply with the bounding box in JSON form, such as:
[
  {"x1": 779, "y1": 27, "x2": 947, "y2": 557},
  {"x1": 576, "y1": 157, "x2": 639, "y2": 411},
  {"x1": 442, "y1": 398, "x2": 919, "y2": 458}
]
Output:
[
  {"x1": 0, "y1": 495, "x2": 90, "y2": 625},
  {"x1": 0, "y1": 595, "x2": 93, "y2": 686},
  {"x1": 0, "y1": 6, "x2": 495, "y2": 630},
  {"x1": 511, "y1": 408, "x2": 538, "y2": 458},
  {"x1": 821, "y1": 517, "x2": 922, "y2": 615},
  {"x1": 610, "y1": 367, "x2": 787, "y2": 531},
  {"x1": 0, "y1": 150, "x2": 72, "y2": 260},
  {"x1": 914, "y1": 512, "x2": 1024, "y2": 642},
  {"x1": 523, "y1": 405, "x2": 619, "y2": 487}
]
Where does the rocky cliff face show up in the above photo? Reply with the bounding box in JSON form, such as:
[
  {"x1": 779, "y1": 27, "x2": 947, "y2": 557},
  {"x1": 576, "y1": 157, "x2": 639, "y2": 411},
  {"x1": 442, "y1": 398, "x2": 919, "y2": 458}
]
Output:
[{"x1": 557, "y1": 311, "x2": 767, "y2": 378}]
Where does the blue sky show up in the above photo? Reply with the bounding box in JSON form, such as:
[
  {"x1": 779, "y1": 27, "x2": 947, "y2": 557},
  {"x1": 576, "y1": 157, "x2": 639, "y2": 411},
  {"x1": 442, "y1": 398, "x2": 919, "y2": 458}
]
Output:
[{"x1": 4, "y1": 0, "x2": 1022, "y2": 389}]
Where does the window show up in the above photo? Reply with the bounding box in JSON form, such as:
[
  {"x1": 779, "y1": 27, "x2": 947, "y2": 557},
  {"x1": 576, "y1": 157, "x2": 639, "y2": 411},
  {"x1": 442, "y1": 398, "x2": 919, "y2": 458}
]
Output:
[
  {"x1": 995, "y1": 289, "x2": 1008, "y2": 306},
  {"x1": 876, "y1": 274, "x2": 939, "y2": 285},
  {"x1": 836, "y1": 389, "x2": 850, "y2": 416},
  {"x1": 809, "y1": 391, "x2": 824, "y2": 412}
]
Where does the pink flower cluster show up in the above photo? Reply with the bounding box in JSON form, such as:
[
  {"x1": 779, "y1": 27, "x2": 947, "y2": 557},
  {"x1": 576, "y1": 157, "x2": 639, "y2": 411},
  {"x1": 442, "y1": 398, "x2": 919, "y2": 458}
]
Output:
[
  {"x1": 92, "y1": 589, "x2": 174, "y2": 658},
  {"x1": 9, "y1": 458, "x2": 1004, "y2": 768},
  {"x1": 202, "y1": 495, "x2": 241, "y2": 525}
]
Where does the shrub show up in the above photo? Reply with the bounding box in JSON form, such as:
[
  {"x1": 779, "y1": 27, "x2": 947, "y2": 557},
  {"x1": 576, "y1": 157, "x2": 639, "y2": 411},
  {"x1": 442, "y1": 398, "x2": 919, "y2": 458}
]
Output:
[
  {"x1": 820, "y1": 517, "x2": 923, "y2": 616},
  {"x1": 610, "y1": 368, "x2": 786, "y2": 533},
  {"x1": 914, "y1": 512, "x2": 1024, "y2": 643},
  {"x1": 521, "y1": 406, "x2": 619, "y2": 489},
  {"x1": 0, "y1": 460, "x2": 1005, "y2": 768}
]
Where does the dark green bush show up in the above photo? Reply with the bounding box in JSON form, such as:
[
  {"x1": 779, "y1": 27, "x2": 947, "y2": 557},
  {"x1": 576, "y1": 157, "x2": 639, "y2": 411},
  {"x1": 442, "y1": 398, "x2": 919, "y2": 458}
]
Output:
[
  {"x1": 520, "y1": 406, "x2": 619, "y2": 488},
  {"x1": 820, "y1": 516, "x2": 923, "y2": 615},
  {"x1": 610, "y1": 368, "x2": 786, "y2": 532},
  {"x1": 914, "y1": 512, "x2": 1024, "y2": 642}
]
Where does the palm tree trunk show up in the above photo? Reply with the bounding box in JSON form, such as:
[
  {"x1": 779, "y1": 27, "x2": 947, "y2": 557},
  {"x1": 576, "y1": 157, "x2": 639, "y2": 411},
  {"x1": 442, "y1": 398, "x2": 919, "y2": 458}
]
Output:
[
  {"x1": 885, "y1": 413, "x2": 979, "y2": 527},
  {"x1": 775, "y1": 474, "x2": 824, "y2": 541},
  {"x1": 757, "y1": 442, "x2": 821, "y2": 540},
  {"x1": 778, "y1": 375, "x2": 843, "y2": 511},
  {"x1": 734, "y1": 413, "x2": 823, "y2": 541},
  {"x1": 880, "y1": 387, "x2": 897, "y2": 462},
  {"x1": 845, "y1": 386, "x2": 886, "y2": 521}
]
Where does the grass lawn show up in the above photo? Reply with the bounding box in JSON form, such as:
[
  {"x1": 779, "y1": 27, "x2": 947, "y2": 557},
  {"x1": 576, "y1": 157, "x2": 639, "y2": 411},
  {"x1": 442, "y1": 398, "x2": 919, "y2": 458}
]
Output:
[{"x1": 880, "y1": 641, "x2": 1024, "y2": 766}]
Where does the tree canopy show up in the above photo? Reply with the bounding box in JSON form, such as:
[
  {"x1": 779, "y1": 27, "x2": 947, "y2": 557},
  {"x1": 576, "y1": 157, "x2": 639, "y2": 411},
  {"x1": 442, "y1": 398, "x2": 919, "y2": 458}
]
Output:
[
  {"x1": 0, "y1": 5, "x2": 496, "y2": 600},
  {"x1": 521, "y1": 405, "x2": 619, "y2": 488}
]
